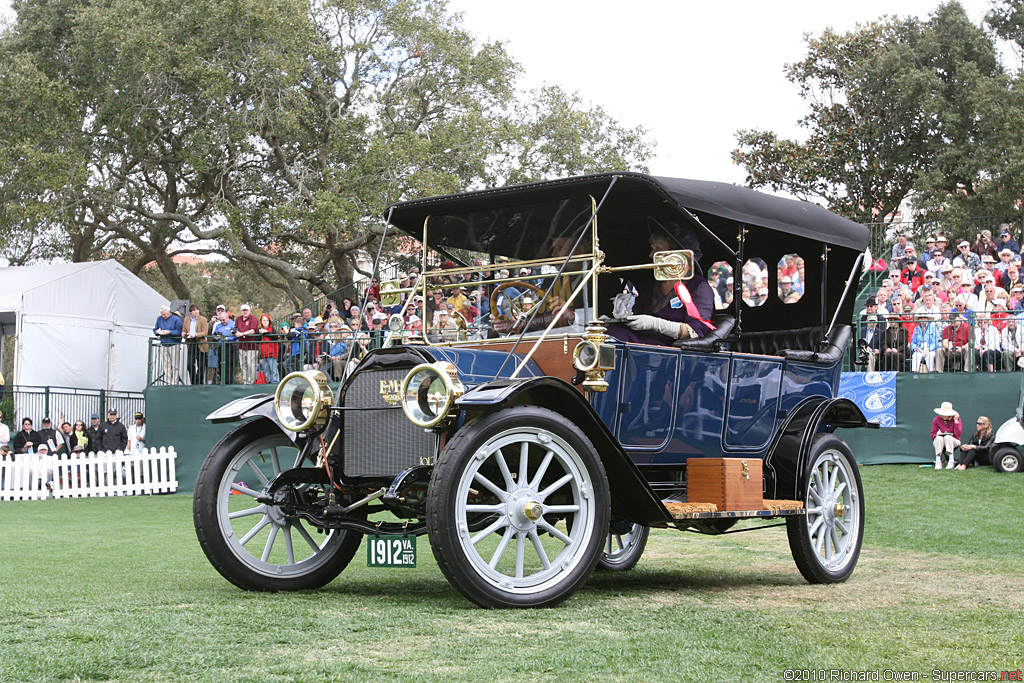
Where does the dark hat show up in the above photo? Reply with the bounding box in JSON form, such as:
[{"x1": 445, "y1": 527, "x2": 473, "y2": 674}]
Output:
[
  {"x1": 647, "y1": 217, "x2": 703, "y2": 262},
  {"x1": 42, "y1": 417, "x2": 51, "y2": 424},
  {"x1": 134, "y1": 412, "x2": 144, "y2": 420},
  {"x1": 91, "y1": 414, "x2": 100, "y2": 420},
  {"x1": 866, "y1": 296, "x2": 877, "y2": 306},
  {"x1": 1002, "y1": 229, "x2": 1011, "y2": 236},
  {"x1": 108, "y1": 408, "x2": 118, "y2": 415}
]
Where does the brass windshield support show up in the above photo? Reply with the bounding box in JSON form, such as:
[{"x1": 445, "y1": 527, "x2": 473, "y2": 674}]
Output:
[
  {"x1": 510, "y1": 258, "x2": 602, "y2": 379},
  {"x1": 591, "y1": 195, "x2": 600, "y2": 319}
]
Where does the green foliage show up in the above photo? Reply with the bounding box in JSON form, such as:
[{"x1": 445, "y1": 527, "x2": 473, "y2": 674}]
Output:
[
  {"x1": 733, "y1": 2, "x2": 1020, "y2": 230},
  {"x1": 0, "y1": 0, "x2": 651, "y2": 306}
]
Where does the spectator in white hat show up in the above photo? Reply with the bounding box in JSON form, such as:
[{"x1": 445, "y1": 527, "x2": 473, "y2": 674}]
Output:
[{"x1": 930, "y1": 402, "x2": 961, "y2": 470}]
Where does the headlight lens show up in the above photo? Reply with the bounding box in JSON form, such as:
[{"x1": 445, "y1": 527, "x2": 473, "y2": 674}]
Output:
[
  {"x1": 401, "y1": 362, "x2": 464, "y2": 428},
  {"x1": 573, "y1": 340, "x2": 599, "y2": 372},
  {"x1": 274, "y1": 371, "x2": 332, "y2": 432}
]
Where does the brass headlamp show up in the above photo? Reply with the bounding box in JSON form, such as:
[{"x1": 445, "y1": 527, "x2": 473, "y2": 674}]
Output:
[{"x1": 573, "y1": 321, "x2": 616, "y2": 392}]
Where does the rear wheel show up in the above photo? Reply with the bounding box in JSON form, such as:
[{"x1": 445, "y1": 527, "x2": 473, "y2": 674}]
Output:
[
  {"x1": 786, "y1": 435, "x2": 864, "y2": 584},
  {"x1": 193, "y1": 419, "x2": 361, "y2": 591},
  {"x1": 992, "y1": 446, "x2": 1023, "y2": 473},
  {"x1": 426, "y1": 407, "x2": 610, "y2": 608},
  {"x1": 597, "y1": 521, "x2": 649, "y2": 571}
]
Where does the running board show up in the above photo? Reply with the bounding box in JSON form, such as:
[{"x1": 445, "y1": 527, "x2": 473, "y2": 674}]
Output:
[{"x1": 664, "y1": 499, "x2": 805, "y2": 520}]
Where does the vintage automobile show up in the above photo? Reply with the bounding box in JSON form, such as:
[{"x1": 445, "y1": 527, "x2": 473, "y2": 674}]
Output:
[{"x1": 193, "y1": 172, "x2": 877, "y2": 608}]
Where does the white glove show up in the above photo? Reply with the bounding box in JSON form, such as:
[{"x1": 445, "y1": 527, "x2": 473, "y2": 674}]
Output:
[
  {"x1": 612, "y1": 293, "x2": 634, "y2": 319},
  {"x1": 625, "y1": 314, "x2": 680, "y2": 339}
]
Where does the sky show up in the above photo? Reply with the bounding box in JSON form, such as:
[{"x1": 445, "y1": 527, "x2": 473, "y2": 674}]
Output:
[
  {"x1": 0, "y1": 0, "x2": 1000, "y2": 189},
  {"x1": 446, "y1": 0, "x2": 999, "y2": 186}
]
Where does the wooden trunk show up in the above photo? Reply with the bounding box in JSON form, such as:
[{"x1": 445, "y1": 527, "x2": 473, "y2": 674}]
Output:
[{"x1": 686, "y1": 457, "x2": 764, "y2": 511}]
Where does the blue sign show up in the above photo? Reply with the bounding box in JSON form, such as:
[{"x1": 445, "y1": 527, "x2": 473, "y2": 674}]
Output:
[{"x1": 839, "y1": 372, "x2": 897, "y2": 428}]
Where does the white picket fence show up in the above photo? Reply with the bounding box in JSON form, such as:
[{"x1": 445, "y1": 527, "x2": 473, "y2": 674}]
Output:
[{"x1": 0, "y1": 447, "x2": 178, "y2": 501}]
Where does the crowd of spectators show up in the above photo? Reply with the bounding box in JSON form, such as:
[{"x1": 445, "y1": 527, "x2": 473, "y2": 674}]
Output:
[
  {"x1": 857, "y1": 224, "x2": 1024, "y2": 373},
  {"x1": 153, "y1": 258, "x2": 588, "y2": 385},
  {"x1": 0, "y1": 408, "x2": 144, "y2": 493}
]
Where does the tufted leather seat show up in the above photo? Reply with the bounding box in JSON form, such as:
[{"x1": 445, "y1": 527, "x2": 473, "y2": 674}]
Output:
[
  {"x1": 672, "y1": 313, "x2": 736, "y2": 352},
  {"x1": 734, "y1": 324, "x2": 850, "y2": 365}
]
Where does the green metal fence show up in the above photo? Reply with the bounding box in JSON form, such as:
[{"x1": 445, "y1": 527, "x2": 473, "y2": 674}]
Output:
[{"x1": 0, "y1": 385, "x2": 145, "y2": 429}]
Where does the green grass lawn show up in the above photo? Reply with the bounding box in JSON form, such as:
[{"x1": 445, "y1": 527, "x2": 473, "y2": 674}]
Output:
[{"x1": 1, "y1": 465, "x2": 1022, "y2": 683}]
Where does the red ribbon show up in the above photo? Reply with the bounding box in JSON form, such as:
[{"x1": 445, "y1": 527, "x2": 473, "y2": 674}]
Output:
[{"x1": 674, "y1": 281, "x2": 716, "y2": 331}]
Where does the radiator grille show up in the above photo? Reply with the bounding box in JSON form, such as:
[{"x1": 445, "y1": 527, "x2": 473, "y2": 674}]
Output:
[{"x1": 342, "y1": 367, "x2": 437, "y2": 478}]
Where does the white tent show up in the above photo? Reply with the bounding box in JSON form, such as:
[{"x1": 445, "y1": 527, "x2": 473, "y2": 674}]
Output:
[{"x1": 0, "y1": 260, "x2": 169, "y2": 392}]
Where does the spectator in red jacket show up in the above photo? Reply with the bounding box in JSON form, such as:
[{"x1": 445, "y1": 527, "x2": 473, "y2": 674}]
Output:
[
  {"x1": 931, "y1": 402, "x2": 962, "y2": 470},
  {"x1": 257, "y1": 314, "x2": 280, "y2": 384}
]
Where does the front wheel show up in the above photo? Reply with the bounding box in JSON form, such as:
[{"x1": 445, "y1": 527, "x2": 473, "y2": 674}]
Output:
[
  {"x1": 992, "y1": 446, "x2": 1024, "y2": 473},
  {"x1": 597, "y1": 521, "x2": 649, "y2": 571},
  {"x1": 426, "y1": 407, "x2": 610, "y2": 608},
  {"x1": 786, "y1": 435, "x2": 864, "y2": 584},
  {"x1": 193, "y1": 419, "x2": 361, "y2": 591}
]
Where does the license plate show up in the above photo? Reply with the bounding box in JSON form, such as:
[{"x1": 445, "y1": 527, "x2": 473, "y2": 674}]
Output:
[{"x1": 366, "y1": 535, "x2": 416, "y2": 568}]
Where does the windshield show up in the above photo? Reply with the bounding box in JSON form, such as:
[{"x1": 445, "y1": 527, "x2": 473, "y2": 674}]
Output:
[{"x1": 383, "y1": 198, "x2": 601, "y2": 347}]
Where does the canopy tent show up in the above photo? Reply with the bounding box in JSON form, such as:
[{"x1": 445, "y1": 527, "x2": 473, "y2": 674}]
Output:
[{"x1": 0, "y1": 260, "x2": 169, "y2": 392}]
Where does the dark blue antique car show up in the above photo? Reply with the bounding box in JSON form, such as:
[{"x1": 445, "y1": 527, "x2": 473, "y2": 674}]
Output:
[{"x1": 194, "y1": 172, "x2": 876, "y2": 608}]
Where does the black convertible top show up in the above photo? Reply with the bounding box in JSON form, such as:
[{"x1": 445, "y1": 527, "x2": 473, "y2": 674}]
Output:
[{"x1": 385, "y1": 172, "x2": 869, "y2": 252}]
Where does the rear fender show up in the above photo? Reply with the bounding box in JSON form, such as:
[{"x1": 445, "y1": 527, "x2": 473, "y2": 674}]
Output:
[
  {"x1": 205, "y1": 394, "x2": 297, "y2": 443},
  {"x1": 457, "y1": 377, "x2": 670, "y2": 526},
  {"x1": 764, "y1": 397, "x2": 876, "y2": 499}
]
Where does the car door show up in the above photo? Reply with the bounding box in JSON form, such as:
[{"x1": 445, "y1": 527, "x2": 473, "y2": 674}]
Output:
[{"x1": 723, "y1": 354, "x2": 783, "y2": 450}]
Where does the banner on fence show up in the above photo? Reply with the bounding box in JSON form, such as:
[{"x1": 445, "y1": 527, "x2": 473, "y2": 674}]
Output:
[
  {"x1": 839, "y1": 371, "x2": 897, "y2": 428},
  {"x1": 0, "y1": 447, "x2": 178, "y2": 501}
]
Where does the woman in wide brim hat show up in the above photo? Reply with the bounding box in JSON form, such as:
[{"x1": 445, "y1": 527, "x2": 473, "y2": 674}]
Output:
[{"x1": 931, "y1": 402, "x2": 962, "y2": 470}]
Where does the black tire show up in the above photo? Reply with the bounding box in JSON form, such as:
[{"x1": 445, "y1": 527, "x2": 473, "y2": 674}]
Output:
[
  {"x1": 596, "y1": 521, "x2": 649, "y2": 571},
  {"x1": 992, "y1": 446, "x2": 1024, "y2": 473},
  {"x1": 786, "y1": 434, "x2": 864, "y2": 584},
  {"x1": 426, "y1": 406, "x2": 610, "y2": 608},
  {"x1": 193, "y1": 418, "x2": 361, "y2": 591}
]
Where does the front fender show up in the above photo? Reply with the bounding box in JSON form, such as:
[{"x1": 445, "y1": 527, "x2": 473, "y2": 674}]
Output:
[
  {"x1": 206, "y1": 394, "x2": 297, "y2": 443},
  {"x1": 457, "y1": 377, "x2": 670, "y2": 526}
]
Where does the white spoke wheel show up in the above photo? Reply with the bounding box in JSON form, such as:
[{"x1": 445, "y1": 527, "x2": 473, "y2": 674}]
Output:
[
  {"x1": 786, "y1": 435, "x2": 864, "y2": 584},
  {"x1": 597, "y1": 521, "x2": 649, "y2": 571},
  {"x1": 426, "y1": 407, "x2": 610, "y2": 608},
  {"x1": 193, "y1": 419, "x2": 361, "y2": 591},
  {"x1": 992, "y1": 446, "x2": 1023, "y2": 473}
]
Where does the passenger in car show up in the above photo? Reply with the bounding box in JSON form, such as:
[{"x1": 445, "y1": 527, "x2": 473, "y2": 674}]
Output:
[{"x1": 607, "y1": 220, "x2": 715, "y2": 346}]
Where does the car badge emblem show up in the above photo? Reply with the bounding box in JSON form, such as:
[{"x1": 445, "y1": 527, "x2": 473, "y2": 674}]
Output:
[{"x1": 380, "y1": 379, "x2": 402, "y2": 407}]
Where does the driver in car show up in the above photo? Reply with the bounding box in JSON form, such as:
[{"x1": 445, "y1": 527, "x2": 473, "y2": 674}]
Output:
[{"x1": 608, "y1": 220, "x2": 715, "y2": 346}]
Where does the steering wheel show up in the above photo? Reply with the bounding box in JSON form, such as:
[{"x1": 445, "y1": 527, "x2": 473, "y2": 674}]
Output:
[{"x1": 490, "y1": 281, "x2": 548, "y2": 320}]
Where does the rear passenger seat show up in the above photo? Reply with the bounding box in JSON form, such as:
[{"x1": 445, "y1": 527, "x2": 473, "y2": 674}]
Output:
[{"x1": 733, "y1": 324, "x2": 850, "y2": 364}]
